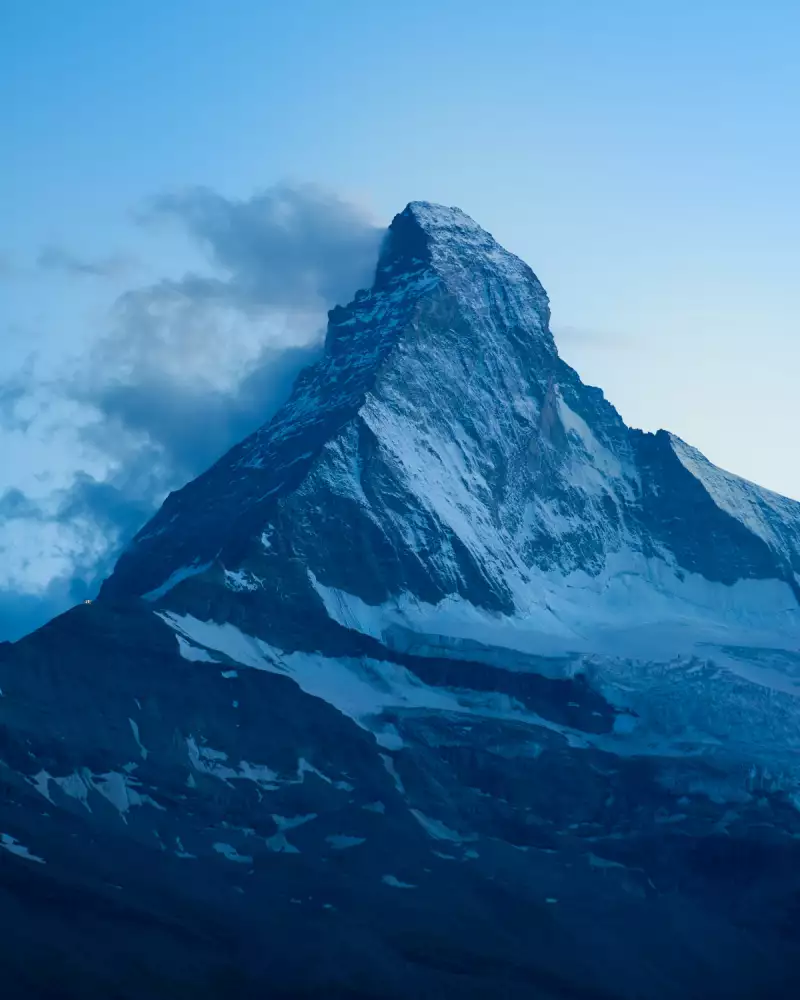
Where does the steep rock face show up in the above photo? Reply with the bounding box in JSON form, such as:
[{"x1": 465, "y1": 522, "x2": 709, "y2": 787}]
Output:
[{"x1": 3, "y1": 202, "x2": 800, "y2": 999}]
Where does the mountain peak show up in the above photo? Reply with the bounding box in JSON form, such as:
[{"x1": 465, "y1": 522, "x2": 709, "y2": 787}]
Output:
[
  {"x1": 376, "y1": 200, "x2": 552, "y2": 342},
  {"x1": 8, "y1": 201, "x2": 800, "y2": 1000},
  {"x1": 103, "y1": 200, "x2": 559, "y2": 602},
  {"x1": 372, "y1": 200, "x2": 490, "y2": 285},
  {"x1": 102, "y1": 198, "x2": 800, "y2": 618},
  {"x1": 390, "y1": 200, "x2": 527, "y2": 269},
  {"x1": 404, "y1": 200, "x2": 487, "y2": 235}
]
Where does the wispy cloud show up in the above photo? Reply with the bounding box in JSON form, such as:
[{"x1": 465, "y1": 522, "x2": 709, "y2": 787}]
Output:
[
  {"x1": 36, "y1": 244, "x2": 135, "y2": 278},
  {"x1": 141, "y1": 181, "x2": 382, "y2": 310},
  {"x1": 0, "y1": 488, "x2": 45, "y2": 521},
  {"x1": 0, "y1": 358, "x2": 37, "y2": 431}
]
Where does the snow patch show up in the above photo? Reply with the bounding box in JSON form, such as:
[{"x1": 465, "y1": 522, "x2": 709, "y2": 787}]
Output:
[
  {"x1": 213, "y1": 842, "x2": 252, "y2": 864},
  {"x1": 129, "y1": 718, "x2": 148, "y2": 759},
  {"x1": 29, "y1": 768, "x2": 163, "y2": 818},
  {"x1": 224, "y1": 569, "x2": 262, "y2": 592},
  {"x1": 380, "y1": 754, "x2": 405, "y2": 795},
  {"x1": 143, "y1": 561, "x2": 211, "y2": 601},
  {"x1": 159, "y1": 612, "x2": 272, "y2": 669},
  {"x1": 326, "y1": 834, "x2": 366, "y2": 850},
  {"x1": 176, "y1": 635, "x2": 218, "y2": 663},
  {"x1": 362, "y1": 800, "x2": 386, "y2": 814},
  {"x1": 382, "y1": 874, "x2": 416, "y2": 889},
  {"x1": 265, "y1": 815, "x2": 315, "y2": 853},
  {"x1": 175, "y1": 836, "x2": 196, "y2": 859},
  {"x1": 410, "y1": 809, "x2": 470, "y2": 843},
  {"x1": 1, "y1": 833, "x2": 45, "y2": 864}
]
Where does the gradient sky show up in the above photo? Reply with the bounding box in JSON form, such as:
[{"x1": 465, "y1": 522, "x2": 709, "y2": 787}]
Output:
[{"x1": 1, "y1": 0, "x2": 799, "y2": 639}]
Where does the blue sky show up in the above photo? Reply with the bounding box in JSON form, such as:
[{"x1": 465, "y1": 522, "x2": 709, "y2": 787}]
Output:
[{"x1": 1, "y1": 0, "x2": 798, "y2": 639}]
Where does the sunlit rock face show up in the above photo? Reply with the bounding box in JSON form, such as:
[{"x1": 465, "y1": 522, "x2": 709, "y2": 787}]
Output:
[{"x1": 2, "y1": 203, "x2": 800, "y2": 999}]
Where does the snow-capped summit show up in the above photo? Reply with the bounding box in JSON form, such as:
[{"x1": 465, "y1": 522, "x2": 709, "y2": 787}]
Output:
[
  {"x1": 375, "y1": 201, "x2": 554, "y2": 347},
  {"x1": 104, "y1": 201, "x2": 800, "y2": 657},
  {"x1": 102, "y1": 200, "x2": 562, "y2": 602},
  {"x1": 3, "y1": 202, "x2": 800, "y2": 998}
]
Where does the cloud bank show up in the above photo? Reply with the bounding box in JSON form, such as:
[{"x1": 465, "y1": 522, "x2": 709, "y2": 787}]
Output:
[{"x1": 0, "y1": 183, "x2": 384, "y2": 641}]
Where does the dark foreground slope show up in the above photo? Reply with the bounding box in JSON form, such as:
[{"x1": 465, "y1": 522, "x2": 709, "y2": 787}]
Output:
[{"x1": 2, "y1": 203, "x2": 800, "y2": 999}]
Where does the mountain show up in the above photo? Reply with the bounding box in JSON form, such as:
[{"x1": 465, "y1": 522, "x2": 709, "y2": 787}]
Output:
[{"x1": 2, "y1": 202, "x2": 800, "y2": 999}]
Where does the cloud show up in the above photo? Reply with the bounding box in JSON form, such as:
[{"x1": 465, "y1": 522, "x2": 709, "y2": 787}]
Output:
[
  {"x1": 0, "y1": 488, "x2": 45, "y2": 521},
  {"x1": 0, "y1": 359, "x2": 37, "y2": 430},
  {"x1": 82, "y1": 342, "x2": 323, "y2": 481},
  {"x1": 0, "y1": 183, "x2": 385, "y2": 642},
  {"x1": 37, "y1": 244, "x2": 135, "y2": 278},
  {"x1": 143, "y1": 182, "x2": 382, "y2": 311}
]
